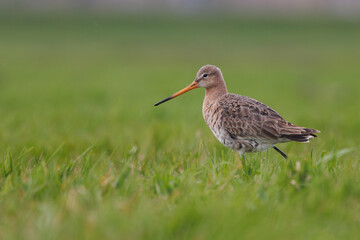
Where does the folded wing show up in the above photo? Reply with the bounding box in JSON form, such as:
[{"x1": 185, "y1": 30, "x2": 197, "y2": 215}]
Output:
[{"x1": 218, "y1": 94, "x2": 319, "y2": 143}]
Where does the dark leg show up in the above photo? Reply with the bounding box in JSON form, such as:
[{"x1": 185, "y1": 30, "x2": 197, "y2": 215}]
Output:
[
  {"x1": 241, "y1": 154, "x2": 246, "y2": 167},
  {"x1": 237, "y1": 151, "x2": 246, "y2": 169},
  {"x1": 273, "y1": 146, "x2": 287, "y2": 159}
]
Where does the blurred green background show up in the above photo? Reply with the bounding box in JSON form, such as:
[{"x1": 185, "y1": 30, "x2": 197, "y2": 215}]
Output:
[{"x1": 0, "y1": 6, "x2": 360, "y2": 240}]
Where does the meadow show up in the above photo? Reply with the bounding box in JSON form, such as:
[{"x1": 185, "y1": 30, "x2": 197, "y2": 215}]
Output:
[{"x1": 0, "y1": 13, "x2": 359, "y2": 239}]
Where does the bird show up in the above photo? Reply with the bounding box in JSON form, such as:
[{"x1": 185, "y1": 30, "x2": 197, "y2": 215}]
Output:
[{"x1": 154, "y1": 65, "x2": 319, "y2": 159}]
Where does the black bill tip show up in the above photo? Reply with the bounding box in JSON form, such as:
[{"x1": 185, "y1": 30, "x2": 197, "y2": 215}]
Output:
[{"x1": 154, "y1": 96, "x2": 173, "y2": 106}]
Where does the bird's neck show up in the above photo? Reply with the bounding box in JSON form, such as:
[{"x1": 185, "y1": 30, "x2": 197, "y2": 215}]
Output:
[
  {"x1": 203, "y1": 80, "x2": 228, "y2": 111},
  {"x1": 204, "y1": 81, "x2": 228, "y2": 103}
]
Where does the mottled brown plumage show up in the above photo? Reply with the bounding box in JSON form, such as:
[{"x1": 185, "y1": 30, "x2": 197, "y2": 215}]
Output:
[{"x1": 154, "y1": 65, "x2": 320, "y2": 159}]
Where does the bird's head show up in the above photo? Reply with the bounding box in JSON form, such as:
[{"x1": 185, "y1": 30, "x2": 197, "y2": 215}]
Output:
[
  {"x1": 154, "y1": 65, "x2": 225, "y2": 106},
  {"x1": 194, "y1": 65, "x2": 224, "y2": 89}
]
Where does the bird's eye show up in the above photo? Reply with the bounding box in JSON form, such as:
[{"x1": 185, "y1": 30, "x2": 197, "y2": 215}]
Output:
[{"x1": 203, "y1": 74, "x2": 208, "y2": 78}]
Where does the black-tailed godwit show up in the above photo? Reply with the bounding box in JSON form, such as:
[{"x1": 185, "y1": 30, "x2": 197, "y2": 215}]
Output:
[{"x1": 154, "y1": 65, "x2": 320, "y2": 159}]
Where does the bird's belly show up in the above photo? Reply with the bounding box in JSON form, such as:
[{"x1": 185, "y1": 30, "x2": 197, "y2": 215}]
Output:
[
  {"x1": 210, "y1": 126, "x2": 273, "y2": 153},
  {"x1": 210, "y1": 127, "x2": 237, "y2": 149}
]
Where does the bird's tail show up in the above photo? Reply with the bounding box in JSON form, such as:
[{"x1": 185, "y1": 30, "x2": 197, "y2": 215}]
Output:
[{"x1": 281, "y1": 127, "x2": 320, "y2": 143}]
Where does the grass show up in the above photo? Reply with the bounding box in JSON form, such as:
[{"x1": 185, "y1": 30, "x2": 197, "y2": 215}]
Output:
[{"x1": 0, "y1": 13, "x2": 359, "y2": 239}]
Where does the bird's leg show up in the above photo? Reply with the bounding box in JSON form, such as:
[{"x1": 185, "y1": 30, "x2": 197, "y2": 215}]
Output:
[
  {"x1": 273, "y1": 146, "x2": 287, "y2": 159},
  {"x1": 241, "y1": 154, "x2": 247, "y2": 171},
  {"x1": 241, "y1": 154, "x2": 246, "y2": 166},
  {"x1": 237, "y1": 150, "x2": 247, "y2": 170}
]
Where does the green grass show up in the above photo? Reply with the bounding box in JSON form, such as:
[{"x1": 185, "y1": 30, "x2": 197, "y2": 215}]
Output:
[{"x1": 0, "y1": 13, "x2": 359, "y2": 239}]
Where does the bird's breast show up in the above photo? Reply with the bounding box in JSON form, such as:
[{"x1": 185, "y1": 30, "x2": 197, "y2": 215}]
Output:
[
  {"x1": 202, "y1": 101, "x2": 229, "y2": 143},
  {"x1": 202, "y1": 101, "x2": 221, "y2": 131}
]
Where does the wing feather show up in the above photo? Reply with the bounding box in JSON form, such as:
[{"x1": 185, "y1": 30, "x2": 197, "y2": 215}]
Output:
[{"x1": 217, "y1": 94, "x2": 319, "y2": 142}]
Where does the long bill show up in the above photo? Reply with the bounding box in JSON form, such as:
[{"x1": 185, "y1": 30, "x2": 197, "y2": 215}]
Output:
[{"x1": 154, "y1": 81, "x2": 198, "y2": 106}]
